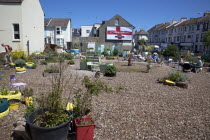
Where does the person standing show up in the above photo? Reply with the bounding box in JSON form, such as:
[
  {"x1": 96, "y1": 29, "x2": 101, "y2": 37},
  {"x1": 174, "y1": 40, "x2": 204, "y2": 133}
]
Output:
[{"x1": 1, "y1": 43, "x2": 13, "y2": 64}]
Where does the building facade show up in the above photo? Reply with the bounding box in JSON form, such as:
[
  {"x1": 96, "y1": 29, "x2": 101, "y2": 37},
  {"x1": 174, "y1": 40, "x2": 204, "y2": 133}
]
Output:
[
  {"x1": 98, "y1": 14, "x2": 135, "y2": 52},
  {"x1": 44, "y1": 18, "x2": 72, "y2": 49},
  {"x1": 0, "y1": 0, "x2": 44, "y2": 54},
  {"x1": 133, "y1": 29, "x2": 149, "y2": 45},
  {"x1": 148, "y1": 12, "x2": 210, "y2": 54}
]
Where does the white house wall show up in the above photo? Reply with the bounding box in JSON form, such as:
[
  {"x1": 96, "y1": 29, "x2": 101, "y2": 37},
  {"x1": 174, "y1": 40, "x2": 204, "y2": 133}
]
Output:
[
  {"x1": 21, "y1": 0, "x2": 44, "y2": 54},
  {"x1": 81, "y1": 26, "x2": 93, "y2": 37},
  {"x1": 0, "y1": 3, "x2": 23, "y2": 53}
]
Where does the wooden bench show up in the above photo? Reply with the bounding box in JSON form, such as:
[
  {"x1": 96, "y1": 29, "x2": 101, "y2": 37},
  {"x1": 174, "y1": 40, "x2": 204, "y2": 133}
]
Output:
[{"x1": 85, "y1": 56, "x2": 101, "y2": 70}]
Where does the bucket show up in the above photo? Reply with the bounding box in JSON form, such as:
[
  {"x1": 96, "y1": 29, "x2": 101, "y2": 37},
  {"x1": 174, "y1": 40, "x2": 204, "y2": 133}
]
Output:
[{"x1": 8, "y1": 99, "x2": 20, "y2": 110}]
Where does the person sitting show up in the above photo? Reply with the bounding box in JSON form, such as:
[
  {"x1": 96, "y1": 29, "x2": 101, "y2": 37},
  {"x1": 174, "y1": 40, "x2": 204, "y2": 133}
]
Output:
[
  {"x1": 152, "y1": 54, "x2": 157, "y2": 63},
  {"x1": 192, "y1": 56, "x2": 203, "y2": 73}
]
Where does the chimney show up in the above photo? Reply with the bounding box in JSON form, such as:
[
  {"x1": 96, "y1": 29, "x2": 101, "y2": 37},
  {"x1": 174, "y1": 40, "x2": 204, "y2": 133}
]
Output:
[
  {"x1": 172, "y1": 20, "x2": 177, "y2": 24},
  {"x1": 204, "y1": 11, "x2": 210, "y2": 16},
  {"x1": 165, "y1": 22, "x2": 170, "y2": 24},
  {"x1": 180, "y1": 17, "x2": 187, "y2": 22},
  {"x1": 140, "y1": 28, "x2": 144, "y2": 31}
]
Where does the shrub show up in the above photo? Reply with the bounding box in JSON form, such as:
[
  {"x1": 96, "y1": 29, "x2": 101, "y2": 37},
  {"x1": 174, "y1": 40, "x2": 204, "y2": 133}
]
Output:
[
  {"x1": 163, "y1": 45, "x2": 179, "y2": 58},
  {"x1": 23, "y1": 88, "x2": 33, "y2": 97},
  {"x1": 44, "y1": 65, "x2": 59, "y2": 73},
  {"x1": 11, "y1": 48, "x2": 26, "y2": 60},
  {"x1": 64, "y1": 54, "x2": 74, "y2": 60},
  {"x1": 113, "y1": 48, "x2": 119, "y2": 56},
  {"x1": 202, "y1": 54, "x2": 210, "y2": 62},
  {"x1": 102, "y1": 51, "x2": 109, "y2": 56},
  {"x1": 105, "y1": 65, "x2": 117, "y2": 75},
  {"x1": 160, "y1": 71, "x2": 188, "y2": 82},
  {"x1": 15, "y1": 59, "x2": 26, "y2": 67},
  {"x1": 40, "y1": 60, "x2": 47, "y2": 65},
  {"x1": 68, "y1": 60, "x2": 75, "y2": 64},
  {"x1": 106, "y1": 56, "x2": 115, "y2": 60}
]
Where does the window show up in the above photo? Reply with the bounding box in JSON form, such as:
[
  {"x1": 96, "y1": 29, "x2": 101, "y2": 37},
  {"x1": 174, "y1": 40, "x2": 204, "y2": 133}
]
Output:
[
  {"x1": 13, "y1": 24, "x2": 20, "y2": 40},
  {"x1": 196, "y1": 34, "x2": 199, "y2": 42},
  {"x1": 189, "y1": 26, "x2": 191, "y2": 31},
  {"x1": 197, "y1": 24, "x2": 200, "y2": 30},
  {"x1": 86, "y1": 30, "x2": 90, "y2": 33},
  {"x1": 192, "y1": 25, "x2": 194, "y2": 31},
  {"x1": 177, "y1": 36, "x2": 180, "y2": 42},
  {"x1": 200, "y1": 33, "x2": 204, "y2": 42},
  {"x1": 188, "y1": 35, "x2": 191, "y2": 39},
  {"x1": 184, "y1": 36, "x2": 186, "y2": 42},
  {"x1": 174, "y1": 37, "x2": 176, "y2": 42},
  {"x1": 56, "y1": 38, "x2": 63, "y2": 46},
  {"x1": 185, "y1": 27, "x2": 187, "y2": 31},
  {"x1": 115, "y1": 18, "x2": 119, "y2": 26},
  {"x1": 56, "y1": 26, "x2": 62, "y2": 35}
]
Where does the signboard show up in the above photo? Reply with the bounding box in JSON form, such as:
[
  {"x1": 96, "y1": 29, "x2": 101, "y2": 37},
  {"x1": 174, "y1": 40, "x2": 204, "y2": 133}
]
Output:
[
  {"x1": 81, "y1": 39, "x2": 85, "y2": 43},
  {"x1": 106, "y1": 26, "x2": 132, "y2": 40},
  {"x1": 87, "y1": 42, "x2": 95, "y2": 51}
]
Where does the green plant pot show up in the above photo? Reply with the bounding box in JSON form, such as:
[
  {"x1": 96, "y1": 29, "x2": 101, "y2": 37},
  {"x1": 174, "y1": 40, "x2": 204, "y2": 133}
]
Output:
[{"x1": 80, "y1": 62, "x2": 87, "y2": 70}]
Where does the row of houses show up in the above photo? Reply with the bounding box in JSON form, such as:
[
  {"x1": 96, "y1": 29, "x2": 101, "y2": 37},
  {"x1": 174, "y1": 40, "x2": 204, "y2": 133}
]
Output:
[
  {"x1": 148, "y1": 11, "x2": 210, "y2": 54},
  {"x1": 0, "y1": 0, "x2": 73, "y2": 54}
]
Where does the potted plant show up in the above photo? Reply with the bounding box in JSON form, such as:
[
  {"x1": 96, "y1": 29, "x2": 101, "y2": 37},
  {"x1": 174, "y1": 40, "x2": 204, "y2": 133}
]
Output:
[
  {"x1": 0, "y1": 84, "x2": 22, "y2": 100},
  {"x1": 146, "y1": 59, "x2": 152, "y2": 73},
  {"x1": 104, "y1": 65, "x2": 117, "y2": 77},
  {"x1": 15, "y1": 58, "x2": 26, "y2": 67},
  {"x1": 26, "y1": 62, "x2": 35, "y2": 69},
  {"x1": 80, "y1": 56, "x2": 87, "y2": 70},
  {"x1": 68, "y1": 60, "x2": 75, "y2": 65},
  {"x1": 23, "y1": 88, "x2": 34, "y2": 106},
  {"x1": 0, "y1": 98, "x2": 9, "y2": 118},
  {"x1": 26, "y1": 63, "x2": 73, "y2": 140}
]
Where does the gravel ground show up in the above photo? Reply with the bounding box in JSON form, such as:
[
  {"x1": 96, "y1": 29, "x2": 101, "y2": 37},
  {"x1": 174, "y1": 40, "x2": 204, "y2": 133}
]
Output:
[{"x1": 0, "y1": 59, "x2": 210, "y2": 140}]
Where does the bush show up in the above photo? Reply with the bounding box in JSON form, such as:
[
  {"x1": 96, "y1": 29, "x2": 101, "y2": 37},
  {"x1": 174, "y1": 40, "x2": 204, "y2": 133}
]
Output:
[
  {"x1": 40, "y1": 60, "x2": 47, "y2": 65},
  {"x1": 113, "y1": 48, "x2": 119, "y2": 56},
  {"x1": 44, "y1": 65, "x2": 59, "y2": 73},
  {"x1": 102, "y1": 51, "x2": 109, "y2": 56},
  {"x1": 68, "y1": 60, "x2": 75, "y2": 64},
  {"x1": 64, "y1": 54, "x2": 74, "y2": 60},
  {"x1": 105, "y1": 65, "x2": 117, "y2": 75},
  {"x1": 15, "y1": 59, "x2": 26, "y2": 67},
  {"x1": 160, "y1": 71, "x2": 188, "y2": 82},
  {"x1": 202, "y1": 54, "x2": 210, "y2": 62},
  {"x1": 163, "y1": 45, "x2": 179, "y2": 58}
]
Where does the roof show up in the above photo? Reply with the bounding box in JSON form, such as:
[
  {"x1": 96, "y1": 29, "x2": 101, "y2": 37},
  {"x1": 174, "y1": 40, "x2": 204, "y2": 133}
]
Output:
[
  {"x1": 101, "y1": 14, "x2": 135, "y2": 28},
  {"x1": 147, "y1": 23, "x2": 164, "y2": 32},
  {"x1": 45, "y1": 18, "x2": 70, "y2": 28},
  {"x1": 135, "y1": 29, "x2": 148, "y2": 35},
  {"x1": 0, "y1": 0, "x2": 23, "y2": 2}
]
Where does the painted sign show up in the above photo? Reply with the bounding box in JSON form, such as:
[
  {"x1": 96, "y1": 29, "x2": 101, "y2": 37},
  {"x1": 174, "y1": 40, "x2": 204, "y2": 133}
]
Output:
[{"x1": 106, "y1": 26, "x2": 132, "y2": 40}]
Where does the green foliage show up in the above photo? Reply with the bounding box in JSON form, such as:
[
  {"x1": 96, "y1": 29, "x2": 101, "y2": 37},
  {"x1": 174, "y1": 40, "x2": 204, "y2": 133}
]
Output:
[
  {"x1": 32, "y1": 62, "x2": 37, "y2": 69},
  {"x1": 73, "y1": 76, "x2": 112, "y2": 118},
  {"x1": 138, "y1": 39, "x2": 146, "y2": 46},
  {"x1": 161, "y1": 71, "x2": 188, "y2": 82},
  {"x1": 68, "y1": 60, "x2": 75, "y2": 64},
  {"x1": 102, "y1": 51, "x2": 109, "y2": 56},
  {"x1": 105, "y1": 65, "x2": 117, "y2": 75},
  {"x1": 64, "y1": 53, "x2": 74, "y2": 60},
  {"x1": 15, "y1": 59, "x2": 26, "y2": 67},
  {"x1": 25, "y1": 104, "x2": 36, "y2": 117},
  {"x1": 23, "y1": 88, "x2": 33, "y2": 97},
  {"x1": 0, "y1": 84, "x2": 9, "y2": 95},
  {"x1": 72, "y1": 44, "x2": 79, "y2": 49},
  {"x1": 185, "y1": 51, "x2": 196, "y2": 62},
  {"x1": 106, "y1": 56, "x2": 115, "y2": 60},
  {"x1": 44, "y1": 65, "x2": 59, "y2": 73},
  {"x1": 204, "y1": 30, "x2": 210, "y2": 47},
  {"x1": 163, "y1": 45, "x2": 179, "y2": 60},
  {"x1": 40, "y1": 60, "x2": 48, "y2": 65},
  {"x1": 202, "y1": 54, "x2": 210, "y2": 62},
  {"x1": 82, "y1": 76, "x2": 112, "y2": 96},
  {"x1": 113, "y1": 48, "x2": 119, "y2": 56},
  {"x1": 34, "y1": 63, "x2": 71, "y2": 127},
  {"x1": 145, "y1": 45, "x2": 153, "y2": 52}
]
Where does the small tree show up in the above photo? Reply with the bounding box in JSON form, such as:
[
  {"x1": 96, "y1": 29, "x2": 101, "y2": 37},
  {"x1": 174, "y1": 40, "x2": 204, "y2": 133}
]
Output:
[
  {"x1": 163, "y1": 45, "x2": 179, "y2": 60},
  {"x1": 138, "y1": 39, "x2": 146, "y2": 52},
  {"x1": 113, "y1": 48, "x2": 119, "y2": 56},
  {"x1": 204, "y1": 30, "x2": 210, "y2": 50}
]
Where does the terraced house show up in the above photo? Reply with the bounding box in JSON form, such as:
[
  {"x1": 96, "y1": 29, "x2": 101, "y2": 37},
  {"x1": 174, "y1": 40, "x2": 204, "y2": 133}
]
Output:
[{"x1": 148, "y1": 11, "x2": 210, "y2": 54}]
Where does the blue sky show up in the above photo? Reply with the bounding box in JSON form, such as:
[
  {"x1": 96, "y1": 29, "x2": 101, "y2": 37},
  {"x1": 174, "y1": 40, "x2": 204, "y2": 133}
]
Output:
[{"x1": 40, "y1": 0, "x2": 210, "y2": 31}]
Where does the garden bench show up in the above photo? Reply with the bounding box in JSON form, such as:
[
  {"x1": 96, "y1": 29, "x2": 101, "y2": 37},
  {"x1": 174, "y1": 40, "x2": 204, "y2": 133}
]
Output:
[{"x1": 85, "y1": 56, "x2": 101, "y2": 70}]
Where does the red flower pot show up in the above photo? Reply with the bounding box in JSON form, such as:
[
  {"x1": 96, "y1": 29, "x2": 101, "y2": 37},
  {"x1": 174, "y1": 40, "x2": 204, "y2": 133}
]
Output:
[{"x1": 74, "y1": 117, "x2": 95, "y2": 140}]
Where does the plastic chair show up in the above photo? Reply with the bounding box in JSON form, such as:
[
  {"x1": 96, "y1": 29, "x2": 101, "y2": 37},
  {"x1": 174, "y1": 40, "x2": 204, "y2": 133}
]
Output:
[{"x1": 10, "y1": 75, "x2": 27, "y2": 91}]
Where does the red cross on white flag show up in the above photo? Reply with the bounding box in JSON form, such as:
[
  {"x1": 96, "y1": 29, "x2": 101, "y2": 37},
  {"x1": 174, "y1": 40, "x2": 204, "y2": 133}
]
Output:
[{"x1": 107, "y1": 26, "x2": 132, "y2": 40}]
